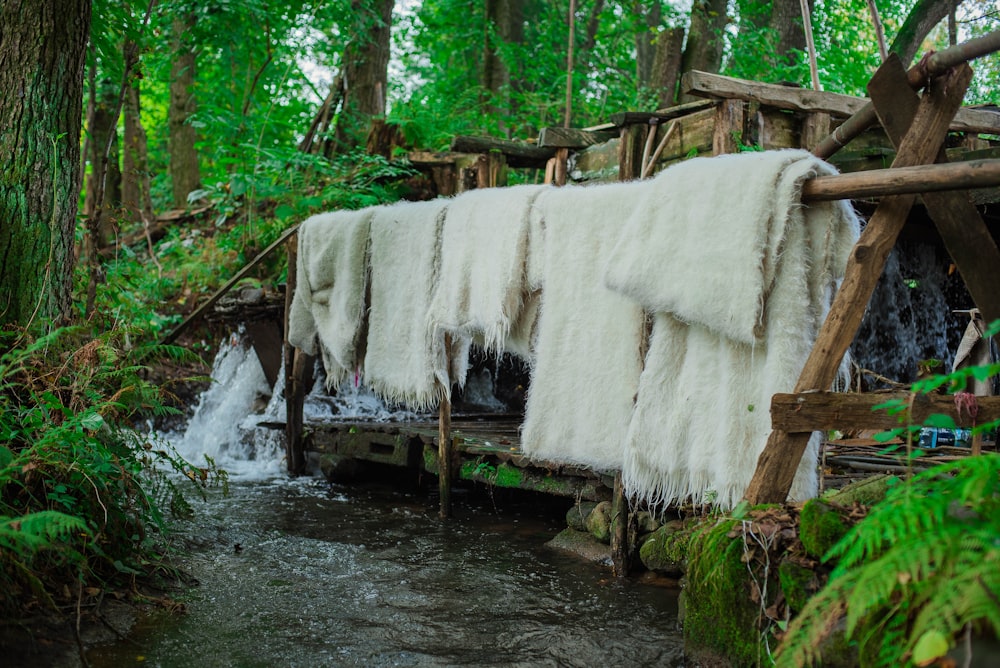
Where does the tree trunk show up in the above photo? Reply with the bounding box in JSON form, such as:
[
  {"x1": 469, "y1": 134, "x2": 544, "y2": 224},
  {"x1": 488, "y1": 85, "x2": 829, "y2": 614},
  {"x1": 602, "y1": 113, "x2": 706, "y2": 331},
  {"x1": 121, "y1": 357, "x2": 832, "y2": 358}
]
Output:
[
  {"x1": 680, "y1": 0, "x2": 729, "y2": 102},
  {"x1": 890, "y1": 0, "x2": 960, "y2": 66},
  {"x1": 483, "y1": 0, "x2": 525, "y2": 137},
  {"x1": 83, "y1": 74, "x2": 122, "y2": 245},
  {"x1": 169, "y1": 13, "x2": 201, "y2": 208},
  {"x1": 334, "y1": 0, "x2": 394, "y2": 152},
  {"x1": 122, "y1": 57, "x2": 153, "y2": 225},
  {"x1": 768, "y1": 0, "x2": 810, "y2": 65},
  {"x1": 634, "y1": 2, "x2": 662, "y2": 87},
  {"x1": 0, "y1": 0, "x2": 91, "y2": 330},
  {"x1": 651, "y1": 26, "x2": 685, "y2": 107}
]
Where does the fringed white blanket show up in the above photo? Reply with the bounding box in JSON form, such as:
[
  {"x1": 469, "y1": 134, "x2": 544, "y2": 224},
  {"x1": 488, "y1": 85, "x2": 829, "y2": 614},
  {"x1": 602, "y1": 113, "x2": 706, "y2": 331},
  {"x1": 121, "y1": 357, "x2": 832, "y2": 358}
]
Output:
[
  {"x1": 427, "y1": 185, "x2": 546, "y2": 358},
  {"x1": 606, "y1": 150, "x2": 861, "y2": 509},
  {"x1": 363, "y1": 199, "x2": 466, "y2": 410},
  {"x1": 287, "y1": 208, "x2": 374, "y2": 390},
  {"x1": 520, "y1": 182, "x2": 648, "y2": 471}
]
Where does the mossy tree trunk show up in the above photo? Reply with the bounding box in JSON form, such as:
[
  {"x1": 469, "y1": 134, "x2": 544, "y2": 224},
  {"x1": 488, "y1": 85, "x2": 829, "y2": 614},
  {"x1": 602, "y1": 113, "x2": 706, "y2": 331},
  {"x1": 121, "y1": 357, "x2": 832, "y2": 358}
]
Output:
[
  {"x1": 334, "y1": 0, "x2": 394, "y2": 152},
  {"x1": 168, "y1": 13, "x2": 201, "y2": 208},
  {"x1": 0, "y1": 0, "x2": 92, "y2": 330},
  {"x1": 679, "y1": 0, "x2": 728, "y2": 102}
]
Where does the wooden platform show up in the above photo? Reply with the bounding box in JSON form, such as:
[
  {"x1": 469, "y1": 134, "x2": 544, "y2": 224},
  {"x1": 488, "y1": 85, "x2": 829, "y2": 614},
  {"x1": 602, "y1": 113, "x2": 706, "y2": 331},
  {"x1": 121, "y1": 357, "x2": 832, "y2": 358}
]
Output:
[{"x1": 304, "y1": 414, "x2": 614, "y2": 502}]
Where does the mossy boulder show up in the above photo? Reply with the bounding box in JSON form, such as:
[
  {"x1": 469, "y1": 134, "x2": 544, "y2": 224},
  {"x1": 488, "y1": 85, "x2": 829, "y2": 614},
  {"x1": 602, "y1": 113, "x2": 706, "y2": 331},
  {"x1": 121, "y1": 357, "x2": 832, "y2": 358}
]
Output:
[
  {"x1": 566, "y1": 501, "x2": 599, "y2": 532},
  {"x1": 545, "y1": 528, "x2": 612, "y2": 565},
  {"x1": 683, "y1": 518, "x2": 771, "y2": 667},
  {"x1": 586, "y1": 501, "x2": 613, "y2": 544},
  {"x1": 777, "y1": 557, "x2": 821, "y2": 614},
  {"x1": 799, "y1": 498, "x2": 850, "y2": 560},
  {"x1": 638, "y1": 520, "x2": 689, "y2": 575}
]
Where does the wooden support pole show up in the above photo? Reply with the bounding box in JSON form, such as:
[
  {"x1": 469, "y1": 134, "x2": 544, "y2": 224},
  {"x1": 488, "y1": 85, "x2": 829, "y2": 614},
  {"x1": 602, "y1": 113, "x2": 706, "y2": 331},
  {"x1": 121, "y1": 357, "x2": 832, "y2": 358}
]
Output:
[
  {"x1": 554, "y1": 148, "x2": 569, "y2": 186},
  {"x1": 745, "y1": 61, "x2": 973, "y2": 505},
  {"x1": 438, "y1": 335, "x2": 454, "y2": 519},
  {"x1": 283, "y1": 233, "x2": 304, "y2": 475},
  {"x1": 864, "y1": 54, "x2": 1000, "y2": 331},
  {"x1": 813, "y1": 30, "x2": 1000, "y2": 159},
  {"x1": 713, "y1": 99, "x2": 744, "y2": 155},
  {"x1": 801, "y1": 158, "x2": 1000, "y2": 202},
  {"x1": 618, "y1": 123, "x2": 648, "y2": 181},
  {"x1": 287, "y1": 348, "x2": 313, "y2": 475},
  {"x1": 611, "y1": 472, "x2": 635, "y2": 577}
]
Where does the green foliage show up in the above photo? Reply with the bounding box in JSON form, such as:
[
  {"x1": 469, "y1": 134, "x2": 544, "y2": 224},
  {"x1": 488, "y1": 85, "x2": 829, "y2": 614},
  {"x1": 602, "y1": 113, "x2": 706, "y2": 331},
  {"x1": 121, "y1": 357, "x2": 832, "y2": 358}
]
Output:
[
  {"x1": 0, "y1": 326, "x2": 220, "y2": 614},
  {"x1": 776, "y1": 454, "x2": 1000, "y2": 667}
]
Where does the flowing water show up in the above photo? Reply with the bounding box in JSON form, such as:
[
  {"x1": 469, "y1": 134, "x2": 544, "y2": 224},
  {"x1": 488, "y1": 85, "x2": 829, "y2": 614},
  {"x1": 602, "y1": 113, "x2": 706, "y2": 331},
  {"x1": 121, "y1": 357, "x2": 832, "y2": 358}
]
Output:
[{"x1": 87, "y1": 339, "x2": 684, "y2": 667}]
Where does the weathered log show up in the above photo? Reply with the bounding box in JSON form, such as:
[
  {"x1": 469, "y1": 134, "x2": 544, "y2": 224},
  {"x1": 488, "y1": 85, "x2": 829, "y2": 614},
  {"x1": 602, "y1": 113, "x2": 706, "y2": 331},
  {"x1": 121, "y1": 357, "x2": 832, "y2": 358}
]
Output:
[
  {"x1": 608, "y1": 100, "x2": 715, "y2": 127},
  {"x1": 801, "y1": 158, "x2": 1000, "y2": 201},
  {"x1": 745, "y1": 61, "x2": 973, "y2": 505},
  {"x1": 771, "y1": 391, "x2": 1000, "y2": 432},
  {"x1": 449, "y1": 135, "x2": 554, "y2": 168},
  {"x1": 537, "y1": 126, "x2": 618, "y2": 148}
]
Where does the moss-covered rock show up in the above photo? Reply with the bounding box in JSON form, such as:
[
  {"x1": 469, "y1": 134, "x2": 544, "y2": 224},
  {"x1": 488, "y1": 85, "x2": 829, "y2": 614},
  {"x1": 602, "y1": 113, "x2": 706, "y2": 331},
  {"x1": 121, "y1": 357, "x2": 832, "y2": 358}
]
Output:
[
  {"x1": 778, "y1": 557, "x2": 820, "y2": 614},
  {"x1": 683, "y1": 518, "x2": 770, "y2": 667},
  {"x1": 566, "y1": 501, "x2": 598, "y2": 532},
  {"x1": 638, "y1": 520, "x2": 688, "y2": 575},
  {"x1": 635, "y1": 510, "x2": 662, "y2": 534},
  {"x1": 545, "y1": 528, "x2": 612, "y2": 565},
  {"x1": 799, "y1": 499, "x2": 849, "y2": 560},
  {"x1": 585, "y1": 501, "x2": 612, "y2": 544}
]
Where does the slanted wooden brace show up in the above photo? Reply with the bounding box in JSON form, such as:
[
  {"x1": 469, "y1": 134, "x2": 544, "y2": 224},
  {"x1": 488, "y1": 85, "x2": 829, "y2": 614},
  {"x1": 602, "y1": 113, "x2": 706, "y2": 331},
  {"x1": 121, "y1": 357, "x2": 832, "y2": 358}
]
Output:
[{"x1": 745, "y1": 58, "x2": 977, "y2": 505}]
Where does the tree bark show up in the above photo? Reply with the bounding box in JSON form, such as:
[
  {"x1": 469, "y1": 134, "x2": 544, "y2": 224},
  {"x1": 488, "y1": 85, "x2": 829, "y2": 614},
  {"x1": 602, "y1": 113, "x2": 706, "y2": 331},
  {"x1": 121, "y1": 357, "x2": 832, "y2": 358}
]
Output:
[
  {"x1": 0, "y1": 0, "x2": 91, "y2": 330},
  {"x1": 651, "y1": 26, "x2": 685, "y2": 106},
  {"x1": 334, "y1": 0, "x2": 394, "y2": 152},
  {"x1": 679, "y1": 0, "x2": 728, "y2": 101},
  {"x1": 168, "y1": 13, "x2": 201, "y2": 208},
  {"x1": 122, "y1": 57, "x2": 153, "y2": 225},
  {"x1": 83, "y1": 74, "x2": 122, "y2": 245},
  {"x1": 634, "y1": 2, "x2": 662, "y2": 87},
  {"x1": 483, "y1": 0, "x2": 525, "y2": 137}
]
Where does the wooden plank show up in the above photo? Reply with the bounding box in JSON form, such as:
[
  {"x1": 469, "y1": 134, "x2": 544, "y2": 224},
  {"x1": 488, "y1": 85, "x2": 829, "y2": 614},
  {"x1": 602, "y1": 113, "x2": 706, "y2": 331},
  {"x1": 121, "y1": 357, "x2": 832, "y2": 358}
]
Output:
[
  {"x1": 618, "y1": 124, "x2": 648, "y2": 181},
  {"x1": 608, "y1": 99, "x2": 715, "y2": 127},
  {"x1": 800, "y1": 112, "x2": 832, "y2": 152},
  {"x1": 450, "y1": 135, "x2": 554, "y2": 167},
  {"x1": 744, "y1": 61, "x2": 974, "y2": 506},
  {"x1": 870, "y1": 55, "x2": 1000, "y2": 330},
  {"x1": 683, "y1": 69, "x2": 1000, "y2": 135},
  {"x1": 771, "y1": 392, "x2": 1000, "y2": 432},
  {"x1": 537, "y1": 126, "x2": 619, "y2": 148},
  {"x1": 801, "y1": 159, "x2": 1000, "y2": 201}
]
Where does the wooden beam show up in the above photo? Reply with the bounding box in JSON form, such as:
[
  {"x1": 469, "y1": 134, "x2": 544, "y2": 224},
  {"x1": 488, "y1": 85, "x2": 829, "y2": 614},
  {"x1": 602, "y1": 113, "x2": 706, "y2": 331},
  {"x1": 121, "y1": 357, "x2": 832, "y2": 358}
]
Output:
[
  {"x1": 683, "y1": 70, "x2": 1000, "y2": 136},
  {"x1": 608, "y1": 99, "x2": 715, "y2": 127},
  {"x1": 744, "y1": 61, "x2": 974, "y2": 506},
  {"x1": 537, "y1": 126, "x2": 618, "y2": 148},
  {"x1": 771, "y1": 391, "x2": 1000, "y2": 432},
  {"x1": 449, "y1": 135, "x2": 555, "y2": 168},
  {"x1": 870, "y1": 55, "x2": 1000, "y2": 330},
  {"x1": 801, "y1": 158, "x2": 1000, "y2": 201}
]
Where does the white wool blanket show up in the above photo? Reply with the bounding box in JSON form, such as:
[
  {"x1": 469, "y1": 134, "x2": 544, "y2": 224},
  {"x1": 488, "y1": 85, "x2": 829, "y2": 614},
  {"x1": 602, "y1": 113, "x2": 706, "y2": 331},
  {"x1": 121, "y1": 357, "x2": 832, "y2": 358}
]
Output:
[
  {"x1": 363, "y1": 199, "x2": 467, "y2": 410},
  {"x1": 287, "y1": 208, "x2": 374, "y2": 390},
  {"x1": 520, "y1": 182, "x2": 648, "y2": 471},
  {"x1": 427, "y1": 184, "x2": 546, "y2": 356},
  {"x1": 608, "y1": 150, "x2": 860, "y2": 509}
]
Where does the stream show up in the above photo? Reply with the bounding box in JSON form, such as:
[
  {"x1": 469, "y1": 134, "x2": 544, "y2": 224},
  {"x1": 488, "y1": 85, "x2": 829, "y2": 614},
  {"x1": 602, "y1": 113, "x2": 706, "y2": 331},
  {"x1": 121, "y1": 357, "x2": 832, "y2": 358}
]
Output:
[{"x1": 85, "y1": 338, "x2": 685, "y2": 667}]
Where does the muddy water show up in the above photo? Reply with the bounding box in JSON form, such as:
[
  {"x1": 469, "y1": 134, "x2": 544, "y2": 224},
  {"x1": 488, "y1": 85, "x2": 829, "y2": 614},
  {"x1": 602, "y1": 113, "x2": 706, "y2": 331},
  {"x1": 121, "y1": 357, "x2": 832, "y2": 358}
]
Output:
[{"x1": 86, "y1": 477, "x2": 684, "y2": 667}]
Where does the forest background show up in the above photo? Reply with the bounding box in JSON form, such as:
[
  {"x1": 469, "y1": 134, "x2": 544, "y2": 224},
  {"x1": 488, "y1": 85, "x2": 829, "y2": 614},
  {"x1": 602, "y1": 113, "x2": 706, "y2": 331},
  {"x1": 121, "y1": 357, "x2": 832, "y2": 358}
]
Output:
[{"x1": 1, "y1": 0, "x2": 999, "y2": 660}]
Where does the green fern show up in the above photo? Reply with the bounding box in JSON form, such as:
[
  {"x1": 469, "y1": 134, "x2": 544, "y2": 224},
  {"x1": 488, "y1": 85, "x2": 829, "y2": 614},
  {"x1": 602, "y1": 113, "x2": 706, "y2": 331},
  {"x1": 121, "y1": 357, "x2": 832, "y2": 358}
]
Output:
[{"x1": 776, "y1": 454, "x2": 1000, "y2": 667}]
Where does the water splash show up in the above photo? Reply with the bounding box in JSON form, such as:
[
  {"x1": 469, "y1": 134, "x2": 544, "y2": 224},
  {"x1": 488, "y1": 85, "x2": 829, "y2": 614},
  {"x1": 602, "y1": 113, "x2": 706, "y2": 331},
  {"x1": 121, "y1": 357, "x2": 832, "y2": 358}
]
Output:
[
  {"x1": 169, "y1": 332, "x2": 284, "y2": 480},
  {"x1": 852, "y1": 241, "x2": 964, "y2": 386}
]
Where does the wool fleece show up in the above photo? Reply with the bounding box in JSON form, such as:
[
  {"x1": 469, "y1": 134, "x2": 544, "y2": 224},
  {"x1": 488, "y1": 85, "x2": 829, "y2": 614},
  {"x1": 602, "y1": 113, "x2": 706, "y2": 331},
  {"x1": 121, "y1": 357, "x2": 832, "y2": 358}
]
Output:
[
  {"x1": 427, "y1": 184, "x2": 546, "y2": 356},
  {"x1": 607, "y1": 150, "x2": 860, "y2": 509},
  {"x1": 363, "y1": 199, "x2": 467, "y2": 410},
  {"x1": 520, "y1": 182, "x2": 648, "y2": 471},
  {"x1": 287, "y1": 208, "x2": 374, "y2": 390}
]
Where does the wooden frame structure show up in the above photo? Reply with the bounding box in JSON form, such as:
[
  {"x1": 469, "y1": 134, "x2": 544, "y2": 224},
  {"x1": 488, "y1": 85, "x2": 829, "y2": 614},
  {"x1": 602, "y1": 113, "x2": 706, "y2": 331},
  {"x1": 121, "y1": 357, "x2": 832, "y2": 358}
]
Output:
[{"x1": 265, "y1": 32, "x2": 1000, "y2": 576}]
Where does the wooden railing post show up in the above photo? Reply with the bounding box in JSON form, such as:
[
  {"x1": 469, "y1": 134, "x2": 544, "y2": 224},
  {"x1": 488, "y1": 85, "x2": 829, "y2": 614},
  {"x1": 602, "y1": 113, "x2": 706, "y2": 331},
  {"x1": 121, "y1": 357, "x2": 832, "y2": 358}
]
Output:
[{"x1": 438, "y1": 335, "x2": 454, "y2": 519}]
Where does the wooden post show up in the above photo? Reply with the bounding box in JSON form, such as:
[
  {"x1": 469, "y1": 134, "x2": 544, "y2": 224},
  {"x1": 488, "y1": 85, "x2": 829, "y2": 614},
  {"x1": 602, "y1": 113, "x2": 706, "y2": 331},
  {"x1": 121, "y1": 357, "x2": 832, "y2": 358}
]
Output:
[
  {"x1": 553, "y1": 148, "x2": 569, "y2": 186},
  {"x1": 287, "y1": 348, "x2": 313, "y2": 475},
  {"x1": 438, "y1": 335, "x2": 453, "y2": 519},
  {"x1": 476, "y1": 151, "x2": 508, "y2": 188},
  {"x1": 618, "y1": 124, "x2": 648, "y2": 181},
  {"x1": 713, "y1": 99, "x2": 745, "y2": 155},
  {"x1": 611, "y1": 472, "x2": 635, "y2": 577},
  {"x1": 800, "y1": 112, "x2": 831, "y2": 153},
  {"x1": 744, "y1": 60, "x2": 974, "y2": 505},
  {"x1": 283, "y1": 233, "x2": 304, "y2": 475}
]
